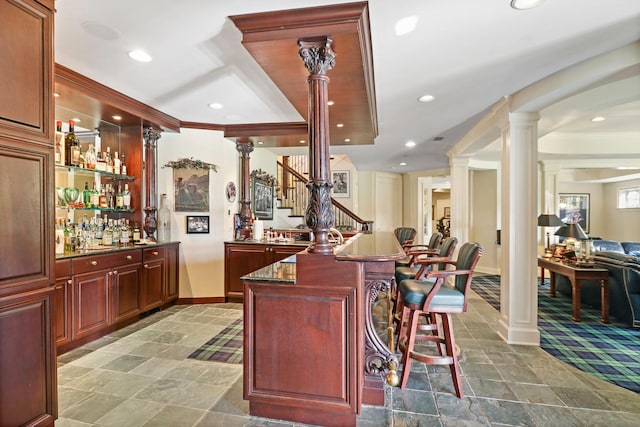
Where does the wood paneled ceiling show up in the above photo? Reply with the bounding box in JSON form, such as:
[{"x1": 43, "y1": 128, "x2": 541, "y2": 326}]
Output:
[{"x1": 222, "y1": 1, "x2": 377, "y2": 148}]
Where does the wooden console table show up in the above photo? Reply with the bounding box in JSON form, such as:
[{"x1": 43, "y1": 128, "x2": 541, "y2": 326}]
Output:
[{"x1": 538, "y1": 257, "x2": 609, "y2": 323}]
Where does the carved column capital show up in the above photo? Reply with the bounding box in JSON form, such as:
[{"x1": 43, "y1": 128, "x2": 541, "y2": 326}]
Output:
[
  {"x1": 298, "y1": 37, "x2": 336, "y2": 75},
  {"x1": 236, "y1": 139, "x2": 254, "y2": 157},
  {"x1": 143, "y1": 126, "x2": 162, "y2": 148}
]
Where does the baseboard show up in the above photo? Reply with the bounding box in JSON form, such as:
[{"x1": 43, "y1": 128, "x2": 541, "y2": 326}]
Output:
[
  {"x1": 176, "y1": 296, "x2": 227, "y2": 304},
  {"x1": 475, "y1": 266, "x2": 500, "y2": 275}
]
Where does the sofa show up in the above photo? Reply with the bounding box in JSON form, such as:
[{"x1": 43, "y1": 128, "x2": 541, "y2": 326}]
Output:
[{"x1": 554, "y1": 240, "x2": 640, "y2": 328}]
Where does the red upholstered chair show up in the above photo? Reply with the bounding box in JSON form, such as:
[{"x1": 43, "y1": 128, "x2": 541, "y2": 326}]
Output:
[{"x1": 395, "y1": 241, "x2": 483, "y2": 398}]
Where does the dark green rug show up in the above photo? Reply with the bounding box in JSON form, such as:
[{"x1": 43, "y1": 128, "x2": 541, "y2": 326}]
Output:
[
  {"x1": 188, "y1": 318, "x2": 243, "y2": 364},
  {"x1": 471, "y1": 275, "x2": 640, "y2": 393}
]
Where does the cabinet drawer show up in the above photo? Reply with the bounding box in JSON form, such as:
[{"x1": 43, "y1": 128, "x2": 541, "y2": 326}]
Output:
[
  {"x1": 143, "y1": 247, "x2": 165, "y2": 262},
  {"x1": 72, "y1": 250, "x2": 142, "y2": 274},
  {"x1": 55, "y1": 259, "x2": 71, "y2": 277}
]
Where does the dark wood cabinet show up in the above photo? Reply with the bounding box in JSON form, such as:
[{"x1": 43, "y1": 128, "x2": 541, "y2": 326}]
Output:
[
  {"x1": 73, "y1": 268, "x2": 110, "y2": 339},
  {"x1": 111, "y1": 263, "x2": 142, "y2": 323},
  {"x1": 0, "y1": 0, "x2": 56, "y2": 425},
  {"x1": 165, "y1": 243, "x2": 179, "y2": 302},
  {"x1": 224, "y1": 242, "x2": 304, "y2": 302},
  {"x1": 142, "y1": 247, "x2": 165, "y2": 311},
  {"x1": 54, "y1": 260, "x2": 72, "y2": 346}
]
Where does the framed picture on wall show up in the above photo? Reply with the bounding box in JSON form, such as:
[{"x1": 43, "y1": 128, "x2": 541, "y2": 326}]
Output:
[
  {"x1": 252, "y1": 177, "x2": 273, "y2": 220},
  {"x1": 186, "y1": 215, "x2": 209, "y2": 234},
  {"x1": 558, "y1": 193, "x2": 590, "y2": 233},
  {"x1": 331, "y1": 170, "x2": 350, "y2": 198}
]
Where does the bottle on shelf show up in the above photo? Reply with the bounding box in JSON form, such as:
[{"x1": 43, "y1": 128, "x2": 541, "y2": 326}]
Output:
[
  {"x1": 90, "y1": 182, "x2": 100, "y2": 208},
  {"x1": 123, "y1": 183, "x2": 131, "y2": 210},
  {"x1": 98, "y1": 184, "x2": 108, "y2": 209},
  {"x1": 132, "y1": 222, "x2": 141, "y2": 243},
  {"x1": 113, "y1": 151, "x2": 121, "y2": 175},
  {"x1": 64, "y1": 220, "x2": 72, "y2": 253},
  {"x1": 55, "y1": 219, "x2": 65, "y2": 255},
  {"x1": 115, "y1": 185, "x2": 124, "y2": 209},
  {"x1": 104, "y1": 147, "x2": 113, "y2": 173},
  {"x1": 83, "y1": 182, "x2": 91, "y2": 208},
  {"x1": 84, "y1": 144, "x2": 97, "y2": 169},
  {"x1": 102, "y1": 220, "x2": 113, "y2": 246},
  {"x1": 96, "y1": 151, "x2": 106, "y2": 172},
  {"x1": 121, "y1": 153, "x2": 127, "y2": 175},
  {"x1": 65, "y1": 120, "x2": 81, "y2": 166},
  {"x1": 55, "y1": 121, "x2": 63, "y2": 164},
  {"x1": 157, "y1": 193, "x2": 171, "y2": 243}
]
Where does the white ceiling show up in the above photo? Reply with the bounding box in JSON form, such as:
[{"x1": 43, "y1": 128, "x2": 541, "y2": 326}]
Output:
[{"x1": 54, "y1": 0, "x2": 640, "y2": 173}]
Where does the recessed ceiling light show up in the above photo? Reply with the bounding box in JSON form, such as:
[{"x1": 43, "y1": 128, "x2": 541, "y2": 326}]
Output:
[
  {"x1": 72, "y1": 118, "x2": 81, "y2": 123},
  {"x1": 299, "y1": 140, "x2": 306, "y2": 144},
  {"x1": 510, "y1": 0, "x2": 545, "y2": 10},
  {"x1": 399, "y1": 162, "x2": 407, "y2": 166},
  {"x1": 112, "y1": 115, "x2": 121, "y2": 121},
  {"x1": 344, "y1": 138, "x2": 351, "y2": 142},
  {"x1": 208, "y1": 103, "x2": 223, "y2": 110},
  {"x1": 336, "y1": 123, "x2": 344, "y2": 128},
  {"x1": 418, "y1": 94, "x2": 435, "y2": 103},
  {"x1": 327, "y1": 101, "x2": 335, "y2": 106},
  {"x1": 591, "y1": 116, "x2": 606, "y2": 122},
  {"x1": 257, "y1": 141, "x2": 264, "y2": 145},
  {"x1": 405, "y1": 141, "x2": 416, "y2": 148},
  {"x1": 128, "y1": 49, "x2": 152, "y2": 62},
  {"x1": 394, "y1": 16, "x2": 419, "y2": 36}
]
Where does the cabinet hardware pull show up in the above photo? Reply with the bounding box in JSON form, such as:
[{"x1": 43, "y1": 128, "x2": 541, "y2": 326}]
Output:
[
  {"x1": 90, "y1": 261, "x2": 98, "y2": 266},
  {"x1": 144, "y1": 264, "x2": 149, "y2": 268},
  {"x1": 67, "y1": 279, "x2": 72, "y2": 284},
  {"x1": 113, "y1": 270, "x2": 118, "y2": 274},
  {"x1": 152, "y1": 251, "x2": 159, "y2": 255},
  {"x1": 126, "y1": 255, "x2": 132, "y2": 260},
  {"x1": 108, "y1": 271, "x2": 113, "y2": 276}
]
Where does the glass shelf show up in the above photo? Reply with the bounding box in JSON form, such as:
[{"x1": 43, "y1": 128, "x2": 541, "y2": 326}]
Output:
[
  {"x1": 55, "y1": 164, "x2": 135, "y2": 180},
  {"x1": 55, "y1": 206, "x2": 135, "y2": 213}
]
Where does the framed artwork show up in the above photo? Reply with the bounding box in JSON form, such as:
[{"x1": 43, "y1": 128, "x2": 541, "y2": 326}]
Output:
[
  {"x1": 444, "y1": 207, "x2": 451, "y2": 218},
  {"x1": 252, "y1": 177, "x2": 273, "y2": 220},
  {"x1": 174, "y1": 167, "x2": 209, "y2": 212},
  {"x1": 331, "y1": 170, "x2": 350, "y2": 198},
  {"x1": 186, "y1": 215, "x2": 209, "y2": 234},
  {"x1": 225, "y1": 181, "x2": 237, "y2": 203},
  {"x1": 558, "y1": 193, "x2": 590, "y2": 233}
]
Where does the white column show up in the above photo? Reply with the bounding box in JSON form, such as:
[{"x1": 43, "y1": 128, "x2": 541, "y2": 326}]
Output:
[
  {"x1": 449, "y1": 156, "x2": 470, "y2": 245},
  {"x1": 497, "y1": 112, "x2": 540, "y2": 345}
]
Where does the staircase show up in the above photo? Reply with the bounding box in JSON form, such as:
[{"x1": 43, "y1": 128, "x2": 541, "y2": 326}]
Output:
[{"x1": 277, "y1": 155, "x2": 373, "y2": 232}]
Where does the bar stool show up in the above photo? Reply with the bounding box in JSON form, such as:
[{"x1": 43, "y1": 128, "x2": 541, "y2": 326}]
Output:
[
  {"x1": 396, "y1": 241, "x2": 482, "y2": 398},
  {"x1": 395, "y1": 232, "x2": 442, "y2": 268}
]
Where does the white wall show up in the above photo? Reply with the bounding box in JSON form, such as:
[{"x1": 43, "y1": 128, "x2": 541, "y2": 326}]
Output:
[
  {"x1": 158, "y1": 128, "x2": 238, "y2": 299},
  {"x1": 603, "y1": 178, "x2": 640, "y2": 241}
]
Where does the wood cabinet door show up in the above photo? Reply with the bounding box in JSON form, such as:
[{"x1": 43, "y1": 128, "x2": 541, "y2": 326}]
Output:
[
  {"x1": 224, "y1": 244, "x2": 269, "y2": 301},
  {"x1": 54, "y1": 276, "x2": 72, "y2": 346},
  {"x1": 0, "y1": 0, "x2": 53, "y2": 141},
  {"x1": 142, "y1": 260, "x2": 164, "y2": 311},
  {"x1": 111, "y1": 263, "x2": 142, "y2": 324},
  {"x1": 0, "y1": 289, "x2": 56, "y2": 427},
  {"x1": 73, "y1": 269, "x2": 110, "y2": 339},
  {"x1": 271, "y1": 245, "x2": 303, "y2": 262},
  {"x1": 164, "y1": 243, "x2": 179, "y2": 302}
]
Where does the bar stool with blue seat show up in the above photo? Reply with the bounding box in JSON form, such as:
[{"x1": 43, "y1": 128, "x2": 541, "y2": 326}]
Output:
[
  {"x1": 396, "y1": 241, "x2": 483, "y2": 398},
  {"x1": 395, "y1": 232, "x2": 443, "y2": 268}
]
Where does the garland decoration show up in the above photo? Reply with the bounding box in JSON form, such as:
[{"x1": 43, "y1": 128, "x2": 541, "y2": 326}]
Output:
[
  {"x1": 163, "y1": 157, "x2": 218, "y2": 172},
  {"x1": 251, "y1": 169, "x2": 279, "y2": 192}
]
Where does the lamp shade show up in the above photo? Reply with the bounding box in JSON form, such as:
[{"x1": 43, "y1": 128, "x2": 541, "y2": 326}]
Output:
[
  {"x1": 554, "y1": 222, "x2": 587, "y2": 240},
  {"x1": 537, "y1": 214, "x2": 563, "y2": 227}
]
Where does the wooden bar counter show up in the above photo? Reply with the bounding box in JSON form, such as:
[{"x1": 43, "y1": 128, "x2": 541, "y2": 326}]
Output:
[{"x1": 242, "y1": 232, "x2": 403, "y2": 426}]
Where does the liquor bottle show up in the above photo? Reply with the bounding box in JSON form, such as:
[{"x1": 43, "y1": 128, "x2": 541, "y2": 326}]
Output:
[
  {"x1": 105, "y1": 147, "x2": 113, "y2": 173},
  {"x1": 84, "y1": 144, "x2": 97, "y2": 169},
  {"x1": 113, "y1": 151, "x2": 121, "y2": 175},
  {"x1": 102, "y1": 220, "x2": 113, "y2": 246},
  {"x1": 96, "y1": 151, "x2": 106, "y2": 171},
  {"x1": 123, "y1": 183, "x2": 131, "y2": 210},
  {"x1": 115, "y1": 185, "x2": 124, "y2": 209},
  {"x1": 132, "y1": 222, "x2": 141, "y2": 243},
  {"x1": 120, "y1": 219, "x2": 130, "y2": 246},
  {"x1": 98, "y1": 184, "x2": 108, "y2": 208},
  {"x1": 83, "y1": 182, "x2": 91, "y2": 208},
  {"x1": 64, "y1": 220, "x2": 72, "y2": 253},
  {"x1": 55, "y1": 121, "x2": 62, "y2": 164},
  {"x1": 157, "y1": 193, "x2": 171, "y2": 242},
  {"x1": 106, "y1": 184, "x2": 115, "y2": 209},
  {"x1": 90, "y1": 182, "x2": 100, "y2": 208},
  {"x1": 55, "y1": 219, "x2": 65, "y2": 255},
  {"x1": 111, "y1": 219, "x2": 120, "y2": 246},
  {"x1": 65, "y1": 120, "x2": 81, "y2": 166},
  {"x1": 120, "y1": 153, "x2": 127, "y2": 175}
]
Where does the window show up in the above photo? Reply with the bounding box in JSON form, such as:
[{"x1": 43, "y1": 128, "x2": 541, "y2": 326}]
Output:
[{"x1": 618, "y1": 187, "x2": 640, "y2": 209}]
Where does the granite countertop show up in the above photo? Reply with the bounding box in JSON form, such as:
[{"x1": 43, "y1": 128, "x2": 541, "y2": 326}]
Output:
[
  {"x1": 225, "y1": 239, "x2": 312, "y2": 247},
  {"x1": 242, "y1": 231, "x2": 404, "y2": 284},
  {"x1": 56, "y1": 241, "x2": 180, "y2": 260}
]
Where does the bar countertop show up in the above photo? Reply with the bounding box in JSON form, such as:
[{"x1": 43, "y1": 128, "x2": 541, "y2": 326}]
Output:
[{"x1": 241, "y1": 231, "x2": 403, "y2": 283}]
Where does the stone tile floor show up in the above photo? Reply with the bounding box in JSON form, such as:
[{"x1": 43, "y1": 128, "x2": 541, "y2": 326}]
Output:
[{"x1": 56, "y1": 291, "x2": 640, "y2": 426}]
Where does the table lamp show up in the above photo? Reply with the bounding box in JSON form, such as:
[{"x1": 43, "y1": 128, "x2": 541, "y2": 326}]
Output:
[
  {"x1": 554, "y1": 222, "x2": 587, "y2": 247},
  {"x1": 537, "y1": 213, "x2": 563, "y2": 256}
]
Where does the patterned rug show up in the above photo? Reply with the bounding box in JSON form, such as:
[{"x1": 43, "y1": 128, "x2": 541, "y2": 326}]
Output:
[
  {"x1": 471, "y1": 275, "x2": 640, "y2": 393},
  {"x1": 188, "y1": 318, "x2": 243, "y2": 364}
]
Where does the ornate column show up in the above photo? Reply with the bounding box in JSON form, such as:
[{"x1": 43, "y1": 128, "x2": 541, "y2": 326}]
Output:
[
  {"x1": 143, "y1": 126, "x2": 161, "y2": 241},
  {"x1": 298, "y1": 36, "x2": 336, "y2": 254},
  {"x1": 236, "y1": 137, "x2": 254, "y2": 239}
]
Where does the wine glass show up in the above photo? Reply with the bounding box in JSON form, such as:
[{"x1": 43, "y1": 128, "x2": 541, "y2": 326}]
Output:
[{"x1": 64, "y1": 187, "x2": 80, "y2": 206}]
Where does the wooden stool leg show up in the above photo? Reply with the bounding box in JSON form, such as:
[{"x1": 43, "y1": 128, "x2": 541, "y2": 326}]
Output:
[
  {"x1": 399, "y1": 309, "x2": 420, "y2": 388},
  {"x1": 441, "y1": 313, "x2": 464, "y2": 398}
]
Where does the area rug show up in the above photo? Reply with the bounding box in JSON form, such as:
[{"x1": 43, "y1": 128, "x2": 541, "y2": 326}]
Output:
[
  {"x1": 188, "y1": 318, "x2": 243, "y2": 364},
  {"x1": 471, "y1": 275, "x2": 640, "y2": 393}
]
